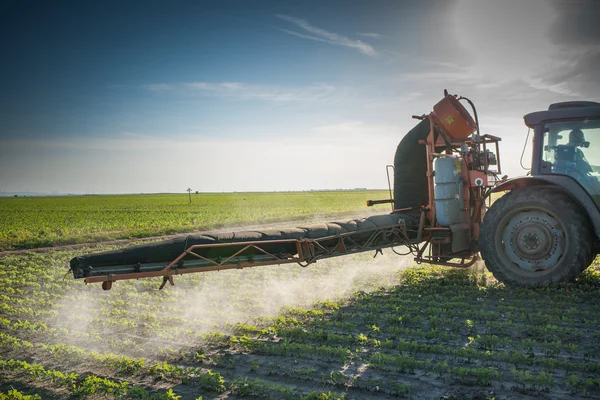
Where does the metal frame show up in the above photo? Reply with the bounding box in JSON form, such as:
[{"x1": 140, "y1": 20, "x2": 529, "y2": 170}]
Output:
[{"x1": 83, "y1": 222, "x2": 422, "y2": 290}]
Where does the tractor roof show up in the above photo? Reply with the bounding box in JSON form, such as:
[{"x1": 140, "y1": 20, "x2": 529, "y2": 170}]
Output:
[{"x1": 524, "y1": 101, "x2": 600, "y2": 128}]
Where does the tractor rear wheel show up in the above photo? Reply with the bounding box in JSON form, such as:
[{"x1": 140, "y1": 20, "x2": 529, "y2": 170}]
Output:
[{"x1": 480, "y1": 187, "x2": 593, "y2": 285}]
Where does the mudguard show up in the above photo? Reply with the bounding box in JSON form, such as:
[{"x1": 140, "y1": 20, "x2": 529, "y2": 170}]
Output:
[{"x1": 488, "y1": 176, "x2": 600, "y2": 238}]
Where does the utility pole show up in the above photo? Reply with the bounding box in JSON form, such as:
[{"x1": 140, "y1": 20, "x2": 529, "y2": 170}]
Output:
[{"x1": 187, "y1": 188, "x2": 192, "y2": 204}]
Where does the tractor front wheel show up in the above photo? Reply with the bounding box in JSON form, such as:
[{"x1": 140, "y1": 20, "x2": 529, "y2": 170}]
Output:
[{"x1": 480, "y1": 187, "x2": 593, "y2": 285}]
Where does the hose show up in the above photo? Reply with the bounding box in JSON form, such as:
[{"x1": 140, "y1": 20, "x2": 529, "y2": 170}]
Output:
[
  {"x1": 457, "y1": 96, "x2": 480, "y2": 137},
  {"x1": 520, "y1": 128, "x2": 532, "y2": 171}
]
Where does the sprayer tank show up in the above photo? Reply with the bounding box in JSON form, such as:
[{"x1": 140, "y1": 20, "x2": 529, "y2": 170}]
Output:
[
  {"x1": 434, "y1": 157, "x2": 466, "y2": 227},
  {"x1": 432, "y1": 95, "x2": 477, "y2": 140}
]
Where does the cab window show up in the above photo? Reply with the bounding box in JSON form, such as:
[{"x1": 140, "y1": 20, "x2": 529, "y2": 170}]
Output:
[{"x1": 542, "y1": 119, "x2": 600, "y2": 208}]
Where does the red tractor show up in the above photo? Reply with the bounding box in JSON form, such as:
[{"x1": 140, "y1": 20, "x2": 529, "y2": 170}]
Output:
[{"x1": 70, "y1": 91, "x2": 600, "y2": 289}]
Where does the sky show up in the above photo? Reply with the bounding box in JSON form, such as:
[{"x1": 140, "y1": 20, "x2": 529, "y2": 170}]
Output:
[{"x1": 1, "y1": 0, "x2": 599, "y2": 194}]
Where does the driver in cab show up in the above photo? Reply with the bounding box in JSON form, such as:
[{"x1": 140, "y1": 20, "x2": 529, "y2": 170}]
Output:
[
  {"x1": 566, "y1": 128, "x2": 600, "y2": 193},
  {"x1": 566, "y1": 129, "x2": 593, "y2": 174}
]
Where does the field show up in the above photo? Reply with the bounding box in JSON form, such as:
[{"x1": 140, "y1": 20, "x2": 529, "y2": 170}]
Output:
[
  {"x1": 1, "y1": 192, "x2": 600, "y2": 399},
  {"x1": 0, "y1": 191, "x2": 389, "y2": 251}
]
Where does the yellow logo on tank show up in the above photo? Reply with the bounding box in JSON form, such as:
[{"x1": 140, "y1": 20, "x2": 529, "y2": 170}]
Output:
[
  {"x1": 445, "y1": 115, "x2": 455, "y2": 125},
  {"x1": 454, "y1": 158, "x2": 462, "y2": 172}
]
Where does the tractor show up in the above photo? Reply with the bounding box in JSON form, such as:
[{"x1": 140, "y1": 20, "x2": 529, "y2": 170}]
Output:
[
  {"x1": 69, "y1": 91, "x2": 600, "y2": 289},
  {"x1": 480, "y1": 100, "x2": 600, "y2": 285}
]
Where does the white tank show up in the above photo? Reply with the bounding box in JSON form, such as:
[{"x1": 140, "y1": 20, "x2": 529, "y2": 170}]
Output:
[{"x1": 434, "y1": 157, "x2": 466, "y2": 227}]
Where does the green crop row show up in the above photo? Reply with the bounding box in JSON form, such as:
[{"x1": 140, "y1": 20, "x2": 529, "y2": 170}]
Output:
[
  {"x1": 0, "y1": 358, "x2": 186, "y2": 399},
  {"x1": 230, "y1": 376, "x2": 347, "y2": 399},
  {"x1": 0, "y1": 389, "x2": 41, "y2": 400}
]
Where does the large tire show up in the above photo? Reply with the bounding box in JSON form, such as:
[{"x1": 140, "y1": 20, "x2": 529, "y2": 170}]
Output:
[{"x1": 480, "y1": 187, "x2": 593, "y2": 286}]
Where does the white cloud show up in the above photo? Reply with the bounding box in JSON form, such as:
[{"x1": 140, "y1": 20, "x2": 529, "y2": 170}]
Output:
[
  {"x1": 276, "y1": 14, "x2": 377, "y2": 56},
  {"x1": 357, "y1": 32, "x2": 383, "y2": 39},
  {"x1": 446, "y1": 0, "x2": 599, "y2": 99},
  {"x1": 186, "y1": 81, "x2": 336, "y2": 101},
  {"x1": 401, "y1": 70, "x2": 471, "y2": 84},
  {"x1": 525, "y1": 78, "x2": 581, "y2": 97},
  {"x1": 530, "y1": 48, "x2": 600, "y2": 99},
  {"x1": 144, "y1": 81, "x2": 338, "y2": 102}
]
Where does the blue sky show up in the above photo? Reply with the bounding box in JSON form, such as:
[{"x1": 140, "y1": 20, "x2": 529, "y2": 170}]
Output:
[{"x1": 1, "y1": 0, "x2": 599, "y2": 194}]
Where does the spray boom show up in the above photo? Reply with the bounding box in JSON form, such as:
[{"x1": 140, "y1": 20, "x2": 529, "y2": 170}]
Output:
[{"x1": 70, "y1": 91, "x2": 502, "y2": 290}]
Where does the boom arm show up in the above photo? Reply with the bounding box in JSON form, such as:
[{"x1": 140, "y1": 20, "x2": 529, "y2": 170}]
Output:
[{"x1": 73, "y1": 216, "x2": 423, "y2": 290}]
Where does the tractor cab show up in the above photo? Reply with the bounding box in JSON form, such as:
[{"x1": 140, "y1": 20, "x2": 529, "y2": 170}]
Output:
[
  {"x1": 526, "y1": 102, "x2": 600, "y2": 209},
  {"x1": 536, "y1": 112, "x2": 600, "y2": 206}
]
